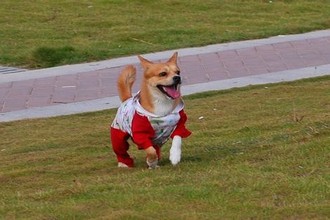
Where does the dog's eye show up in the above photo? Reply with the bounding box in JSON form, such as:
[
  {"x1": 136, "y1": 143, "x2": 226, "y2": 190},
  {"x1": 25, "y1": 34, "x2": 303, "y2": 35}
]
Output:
[{"x1": 159, "y1": 72, "x2": 167, "y2": 77}]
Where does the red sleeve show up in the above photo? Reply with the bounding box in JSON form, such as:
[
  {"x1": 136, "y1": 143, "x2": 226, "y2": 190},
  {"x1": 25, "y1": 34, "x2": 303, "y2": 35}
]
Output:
[
  {"x1": 131, "y1": 112, "x2": 155, "y2": 149},
  {"x1": 171, "y1": 110, "x2": 192, "y2": 139}
]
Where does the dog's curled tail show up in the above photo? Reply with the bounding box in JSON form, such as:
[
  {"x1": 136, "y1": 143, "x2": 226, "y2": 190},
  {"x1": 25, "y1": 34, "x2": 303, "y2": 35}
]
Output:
[{"x1": 117, "y1": 65, "x2": 136, "y2": 102}]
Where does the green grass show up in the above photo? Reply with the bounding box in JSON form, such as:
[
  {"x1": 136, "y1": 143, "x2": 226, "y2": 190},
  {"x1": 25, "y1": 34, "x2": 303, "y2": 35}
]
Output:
[
  {"x1": 0, "y1": 76, "x2": 329, "y2": 219},
  {"x1": 1, "y1": 0, "x2": 330, "y2": 68}
]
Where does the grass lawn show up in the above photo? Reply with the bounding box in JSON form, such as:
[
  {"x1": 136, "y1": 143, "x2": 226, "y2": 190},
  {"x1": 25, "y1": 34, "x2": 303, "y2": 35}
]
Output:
[
  {"x1": 1, "y1": 0, "x2": 330, "y2": 68},
  {"x1": 0, "y1": 76, "x2": 329, "y2": 219}
]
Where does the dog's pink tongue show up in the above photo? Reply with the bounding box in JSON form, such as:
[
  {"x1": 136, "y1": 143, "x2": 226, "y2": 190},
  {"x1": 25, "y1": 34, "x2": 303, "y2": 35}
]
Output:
[{"x1": 164, "y1": 86, "x2": 180, "y2": 99}]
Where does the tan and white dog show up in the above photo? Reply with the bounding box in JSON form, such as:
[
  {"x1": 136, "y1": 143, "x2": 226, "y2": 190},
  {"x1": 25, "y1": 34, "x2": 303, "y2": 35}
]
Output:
[{"x1": 110, "y1": 52, "x2": 191, "y2": 168}]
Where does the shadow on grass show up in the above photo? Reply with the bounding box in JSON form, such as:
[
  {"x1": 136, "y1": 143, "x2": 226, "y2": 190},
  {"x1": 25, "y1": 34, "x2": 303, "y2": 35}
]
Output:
[{"x1": 30, "y1": 46, "x2": 90, "y2": 68}]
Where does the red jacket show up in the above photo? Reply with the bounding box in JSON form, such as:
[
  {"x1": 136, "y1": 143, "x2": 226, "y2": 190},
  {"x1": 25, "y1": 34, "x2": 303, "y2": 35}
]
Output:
[{"x1": 111, "y1": 94, "x2": 191, "y2": 149}]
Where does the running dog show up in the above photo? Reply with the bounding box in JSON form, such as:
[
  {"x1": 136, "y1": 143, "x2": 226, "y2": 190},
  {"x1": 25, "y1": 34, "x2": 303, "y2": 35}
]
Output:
[{"x1": 110, "y1": 52, "x2": 191, "y2": 168}]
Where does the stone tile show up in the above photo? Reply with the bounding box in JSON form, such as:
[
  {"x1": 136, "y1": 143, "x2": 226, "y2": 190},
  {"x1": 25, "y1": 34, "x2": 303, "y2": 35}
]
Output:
[
  {"x1": 226, "y1": 67, "x2": 249, "y2": 78},
  {"x1": 12, "y1": 79, "x2": 35, "y2": 88},
  {"x1": 78, "y1": 77, "x2": 100, "y2": 88},
  {"x1": 300, "y1": 54, "x2": 328, "y2": 66},
  {"x1": 0, "y1": 82, "x2": 13, "y2": 89},
  {"x1": 290, "y1": 40, "x2": 311, "y2": 48},
  {"x1": 0, "y1": 100, "x2": 4, "y2": 112},
  {"x1": 267, "y1": 65, "x2": 288, "y2": 73},
  {"x1": 52, "y1": 87, "x2": 76, "y2": 104},
  {"x1": 206, "y1": 71, "x2": 230, "y2": 80},
  {"x1": 278, "y1": 51, "x2": 301, "y2": 60},
  {"x1": 181, "y1": 63, "x2": 204, "y2": 74},
  {"x1": 284, "y1": 60, "x2": 306, "y2": 69},
  {"x1": 100, "y1": 87, "x2": 119, "y2": 97},
  {"x1": 272, "y1": 42, "x2": 293, "y2": 49},
  {"x1": 135, "y1": 66, "x2": 144, "y2": 75},
  {"x1": 2, "y1": 98, "x2": 27, "y2": 112},
  {"x1": 34, "y1": 77, "x2": 56, "y2": 87},
  {"x1": 99, "y1": 69, "x2": 120, "y2": 79},
  {"x1": 241, "y1": 57, "x2": 266, "y2": 68},
  {"x1": 322, "y1": 54, "x2": 330, "y2": 62},
  {"x1": 247, "y1": 67, "x2": 269, "y2": 75},
  {"x1": 75, "y1": 89, "x2": 100, "y2": 102},
  {"x1": 199, "y1": 53, "x2": 226, "y2": 77},
  {"x1": 217, "y1": 50, "x2": 239, "y2": 61},
  {"x1": 7, "y1": 87, "x2": 32, "y2": 98},
  {"x1": 27, "y1": 96, "x2": 51, "y2": 108},
  {"x1": 266, "y1": 62, "x2": 288, "y2": 72},
  {"x1": 317, "y1": 47, "x2": 330, "y2": 56},
  {"x1": 306, "y1": 38, "x2": 328, "y2": 47},
  {"x1": 179, "y1": 55, "x2": 200, "y2": 64},
  {"x1": 79, "y1": 71, "x2": 99, "y2": 78},
  {"x1": 51, "y1": 96, "x2": 75, "y2": 104},
  {"x1": 256, "y1": 44, "x2": 274, "y2": 51},
  {"x1": 260, "y1": 53, "x2": 282, "y2": 62},
  {"x1": 55, "y1": 74, "x2": 78, "y2": 87},
  {"x1": 310, "y1": 37, "x2": 327, "y2": 45},
  {"x1": 203, "y1": 65, "x2": 227, "y2": 76},
  {"x1": 100, "y1": 78, "x2": 116, "y2": 88},
  {"x1": 31, "y1": 87, "x2": 54, "y2": 97},
  {"x1": 296, "y1": 49, "x2": 318, "y2": 56},
  {"x1": 0, "y1": 88, "x2": 9, "y2": 99},
  {"x1": 198, "y1": 53, "x2": 221, "y2": 65},
  {"x1": 237, "y1": 47, "x2": 258, "y2": 58},
  {"x1": 223, "y1": 60, "x2": 244, "y2": 69},
  {"x1": 182, "y1": 65, "x2": 210, "y2": 84}
]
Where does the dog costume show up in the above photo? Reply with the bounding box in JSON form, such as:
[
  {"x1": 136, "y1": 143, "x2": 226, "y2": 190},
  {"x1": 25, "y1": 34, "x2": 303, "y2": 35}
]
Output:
[{"x1": 110, "y1": 93, "x2": 191, "y2": 167}]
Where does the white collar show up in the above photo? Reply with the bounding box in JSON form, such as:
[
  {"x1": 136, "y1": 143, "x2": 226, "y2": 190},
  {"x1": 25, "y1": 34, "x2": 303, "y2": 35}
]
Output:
[{"x1": 133, "y1": 93, "x2": 184, "y2": 118}]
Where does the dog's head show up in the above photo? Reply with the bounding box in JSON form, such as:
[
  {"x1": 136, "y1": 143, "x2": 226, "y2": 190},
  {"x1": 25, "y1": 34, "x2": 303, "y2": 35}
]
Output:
[{"x1": 138, "y1": 52, "x2": 181, "y2": 99}]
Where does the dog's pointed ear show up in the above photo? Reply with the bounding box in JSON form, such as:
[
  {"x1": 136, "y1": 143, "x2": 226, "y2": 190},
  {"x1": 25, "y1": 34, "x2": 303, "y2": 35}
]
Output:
[
  {"x1": 167, "y1": 52, "x2": 178, "y2": 64},
  {"x1": 138, "y1": 55, "x2": 153, "y2": 70}
]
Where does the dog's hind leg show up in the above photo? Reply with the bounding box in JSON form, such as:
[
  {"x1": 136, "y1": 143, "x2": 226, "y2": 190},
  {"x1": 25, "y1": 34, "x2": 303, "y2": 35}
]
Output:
[{"x1": 110, "y1": 127, "x2": 134, "y2": 167}]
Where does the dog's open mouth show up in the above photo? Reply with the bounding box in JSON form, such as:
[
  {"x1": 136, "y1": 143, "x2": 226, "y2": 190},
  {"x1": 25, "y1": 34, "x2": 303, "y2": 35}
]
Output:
[{"x1": 157, "y1": 84, "x2": 181, "y2": 99}]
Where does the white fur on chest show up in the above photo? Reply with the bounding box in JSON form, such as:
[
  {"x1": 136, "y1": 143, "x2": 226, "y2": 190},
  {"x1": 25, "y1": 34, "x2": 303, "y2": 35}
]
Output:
[{"x1": 152, "y1": 92, "x2": 176, "y2": 116}]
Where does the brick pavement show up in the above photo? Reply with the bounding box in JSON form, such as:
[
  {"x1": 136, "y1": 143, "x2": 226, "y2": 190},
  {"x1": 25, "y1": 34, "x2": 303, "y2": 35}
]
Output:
[{"x1": 1, "y1": 30, "x2": 330, "y2": 121}]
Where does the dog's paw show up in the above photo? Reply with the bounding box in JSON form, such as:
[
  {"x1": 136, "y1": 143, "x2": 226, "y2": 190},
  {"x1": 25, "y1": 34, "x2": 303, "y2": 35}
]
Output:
[
  {"x1": 146, "y1": 158, "x2": 159, "y2": 169},
  {"x1": 170, "y1": 148, "x2": 181, "y2": 165},
  {"x1": 118, "y1": 162, "x2": 129, "y2": 168},
  {"x1": 148, "y1": 165, "x2": 160, "y2": 170},
  {"x1": 170, "y1": 136, "x2": 182, "y2": 166}
]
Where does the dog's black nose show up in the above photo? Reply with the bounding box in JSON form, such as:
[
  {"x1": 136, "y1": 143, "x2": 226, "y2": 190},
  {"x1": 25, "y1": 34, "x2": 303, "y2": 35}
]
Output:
[{"x1": 173, "y1": 76, "x2": 181, "y2": 84}]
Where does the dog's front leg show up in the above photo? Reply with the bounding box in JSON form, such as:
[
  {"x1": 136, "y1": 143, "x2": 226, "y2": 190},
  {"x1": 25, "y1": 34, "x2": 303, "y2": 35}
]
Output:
[
  {"x1": 145, "y1": 146, "x2": 159, "y2": 169},
  {"x1": 170, "y1": 135, "x2": 182, "y2": 165}
]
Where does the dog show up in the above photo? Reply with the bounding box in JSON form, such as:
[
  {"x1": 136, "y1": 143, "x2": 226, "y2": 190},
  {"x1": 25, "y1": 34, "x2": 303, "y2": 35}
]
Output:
[{"x1": 110, "y1": 52, "x2": 191, "y2": 168}]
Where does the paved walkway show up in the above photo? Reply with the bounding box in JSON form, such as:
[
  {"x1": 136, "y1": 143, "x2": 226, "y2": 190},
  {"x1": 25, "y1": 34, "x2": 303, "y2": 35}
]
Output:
[{"x1": 1, "y1": 30, "x2": 330, "y2": 122}]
